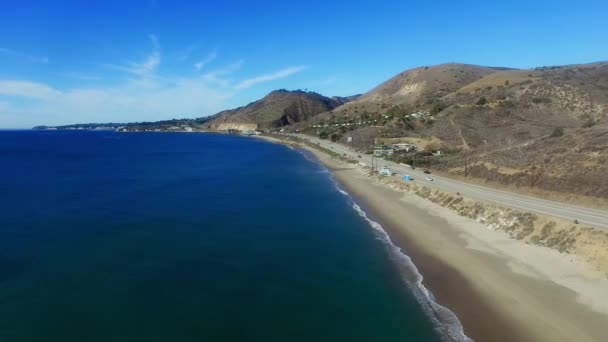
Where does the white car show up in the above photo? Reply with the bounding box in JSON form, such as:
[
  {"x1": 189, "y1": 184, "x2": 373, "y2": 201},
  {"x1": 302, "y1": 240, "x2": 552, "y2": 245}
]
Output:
[{"x1": 425, "y1": 177, "x2": 434, "y2": 181}]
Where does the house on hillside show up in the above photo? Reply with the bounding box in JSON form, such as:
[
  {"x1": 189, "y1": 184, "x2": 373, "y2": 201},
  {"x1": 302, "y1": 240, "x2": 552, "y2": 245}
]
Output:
[{"x1": 390, "y1": 143, "x2": 416, "y2": 153}]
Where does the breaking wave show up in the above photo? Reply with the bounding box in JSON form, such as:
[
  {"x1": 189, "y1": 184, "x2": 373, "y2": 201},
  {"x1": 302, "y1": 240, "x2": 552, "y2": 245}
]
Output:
[{"x1": 333, "y1": 181, "x2": 472, "y2": 342}]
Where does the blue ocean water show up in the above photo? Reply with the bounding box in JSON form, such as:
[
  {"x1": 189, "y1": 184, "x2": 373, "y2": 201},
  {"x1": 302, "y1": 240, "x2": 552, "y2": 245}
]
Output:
[{"x1": 0, "y1": 130, "x2": 443, "y2": 341}]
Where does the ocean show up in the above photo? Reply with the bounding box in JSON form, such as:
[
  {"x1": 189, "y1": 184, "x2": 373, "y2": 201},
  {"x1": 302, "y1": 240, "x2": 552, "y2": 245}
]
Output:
[{"x1": 0, "y1": 130, "x2": 444, "y2": 341}]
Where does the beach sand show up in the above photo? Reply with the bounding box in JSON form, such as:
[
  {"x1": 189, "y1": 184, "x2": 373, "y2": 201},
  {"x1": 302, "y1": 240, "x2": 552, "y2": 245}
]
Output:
[{"x1": 261, "y1": 136, "x2": 608, "y2": 342}]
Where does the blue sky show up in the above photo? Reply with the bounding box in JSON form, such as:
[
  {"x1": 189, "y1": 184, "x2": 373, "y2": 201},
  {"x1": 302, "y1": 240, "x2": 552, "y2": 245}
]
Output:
[{"x1": 1, "y1": 0, "x2": 607, "y2": 127}]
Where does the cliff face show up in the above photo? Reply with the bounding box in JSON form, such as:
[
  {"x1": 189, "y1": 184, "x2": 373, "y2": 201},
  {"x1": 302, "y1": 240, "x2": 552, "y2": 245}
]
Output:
[
  {"x1": 204, "y1": 90, "x2": 347, "y2": 130},
  {"x1": 381, "y1": 178, "x2": 608, "y2": 276}
]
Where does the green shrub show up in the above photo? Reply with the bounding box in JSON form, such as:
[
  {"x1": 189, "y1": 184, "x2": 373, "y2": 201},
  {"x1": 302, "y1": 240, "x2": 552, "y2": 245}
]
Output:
[
  {"x1": 582, "y1": 119, "x2": 596, "y2": 128},
  {"x1": 476, "y1": 97, "x2": 487, "y2": 105},
  {"x1": 550, "y1": 127, "x2": 564, "y2": 137}
]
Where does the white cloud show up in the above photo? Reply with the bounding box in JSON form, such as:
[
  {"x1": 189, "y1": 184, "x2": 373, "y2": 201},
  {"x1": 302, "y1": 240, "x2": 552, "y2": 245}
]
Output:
[
  {"x1": 62, "y1": 72, "x2": 102, "y2": 81},
  {"x1": 0, "y1": 35, "x2": 310, "y2": 128},
  {"x1": 105, "y1": 34, "x2": 161, "y2": 77},
  {"x1": 0, "y1": 80, "x2": 61, "y2": 100},
  {"x1": 194, "y1": 50, "x2": 218, "y2": 71},
  {"x1": 200, "y1": 59, "x2": 244, "y2": 87},
  {"x1": 0, "y1": 76, "x2": 234, "y2": 127},
  {"x1": 235, "y1": 66, "x2": 307, "y2": 90},
  {"x1": 0, "y1": 48, "x2": 49, "y2": 64}
]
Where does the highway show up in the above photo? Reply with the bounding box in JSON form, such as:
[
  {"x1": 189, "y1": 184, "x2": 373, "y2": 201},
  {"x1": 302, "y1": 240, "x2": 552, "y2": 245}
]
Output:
[{"x1": 289, "y1": 133, "x2": 608, "y2": 230}]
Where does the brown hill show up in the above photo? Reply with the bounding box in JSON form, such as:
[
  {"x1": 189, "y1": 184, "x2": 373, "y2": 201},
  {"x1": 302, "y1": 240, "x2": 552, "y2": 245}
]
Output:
[
  {"x1": 360, "y1": 63, "x2": 504, "y2": 105},
  {"x1": 296, "y1": 62, "x2": 608, "y2": 200},
  {"x1": 312, "y1": 63, "x2": 503, "y2": 121},
  {"x1": 204, "y1": 90, "x2": 347, "y2": 131}
]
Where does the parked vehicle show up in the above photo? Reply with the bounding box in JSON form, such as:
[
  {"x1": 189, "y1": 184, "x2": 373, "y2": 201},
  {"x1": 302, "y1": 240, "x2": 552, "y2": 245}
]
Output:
[{"x1": 380, "y1": 166, "x2": 393, "y2": 176}]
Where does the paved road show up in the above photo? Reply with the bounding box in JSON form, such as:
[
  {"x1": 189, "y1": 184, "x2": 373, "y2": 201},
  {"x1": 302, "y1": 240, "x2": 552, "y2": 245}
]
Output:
[{"x1": 289, "y1": 133, "x2": 608, "y2": 230}]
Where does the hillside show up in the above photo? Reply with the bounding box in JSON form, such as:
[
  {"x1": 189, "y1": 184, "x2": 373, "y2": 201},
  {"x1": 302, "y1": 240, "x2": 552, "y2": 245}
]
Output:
[
  {"x1": 204, "y1": 90, "x2": 348, "y2": 130},
  {"x1": 295, "y1": 62, "x2": 608, "y2": 199}
]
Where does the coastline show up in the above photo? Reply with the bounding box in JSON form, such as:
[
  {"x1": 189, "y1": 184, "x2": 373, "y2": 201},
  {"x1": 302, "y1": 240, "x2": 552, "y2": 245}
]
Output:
[{"x1": 259, "y1": 135, "x2": 608, "y2": 342}]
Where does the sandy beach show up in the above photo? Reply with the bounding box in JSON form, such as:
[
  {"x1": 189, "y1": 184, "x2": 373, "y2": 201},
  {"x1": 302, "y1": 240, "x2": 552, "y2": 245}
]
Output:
[{"x1": 261, "y1": 136, "x2": 608, "y2": 342}]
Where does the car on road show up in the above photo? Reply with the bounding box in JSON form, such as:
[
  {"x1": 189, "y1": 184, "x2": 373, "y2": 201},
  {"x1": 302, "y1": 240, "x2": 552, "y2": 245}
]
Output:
[{"x1": 425, "y1": 177, "x2": 434, "y2": 181}]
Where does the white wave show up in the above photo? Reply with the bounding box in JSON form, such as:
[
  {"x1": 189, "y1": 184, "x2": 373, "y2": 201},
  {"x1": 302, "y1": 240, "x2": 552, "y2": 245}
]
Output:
[
  {"x1": 305, "y1": 152, "x2": 472, "y2": 341},
  {"x1": 333, "y1": 180, "x2": 472, "y2": 341},
  {"x1": 334, "y1": 183, "x2": 349, "y2": 196}
]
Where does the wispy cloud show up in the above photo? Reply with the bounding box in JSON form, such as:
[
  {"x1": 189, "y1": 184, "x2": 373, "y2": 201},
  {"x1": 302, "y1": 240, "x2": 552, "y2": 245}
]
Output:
[
  {"x1": 194, "y1": 50, "x2": 218, "y2": 71},
  {"x1": 234, "y1": 66, "x2": 308, "y2": 90},
  {"x1": 0, "y1": 80, "x2": 61, "y2": 100},
  {"x1": 0, "y1": 76, "x2": 233, "y2": 127},
  {"x1": 62, "y1": 72, "x2": 102, "y2": 81},
  {"x1": 0, "y1": 48, "x2": 49, "y2": 64},
  {"x1": 200, "y1": 59, "x2": 244, "y2": 87},
  {"x1": 105, "y1": 34, "x2": 160, "y2": 77},
  {"x1": 0, "y1": 34, "x2": 311, "y2": 128}
]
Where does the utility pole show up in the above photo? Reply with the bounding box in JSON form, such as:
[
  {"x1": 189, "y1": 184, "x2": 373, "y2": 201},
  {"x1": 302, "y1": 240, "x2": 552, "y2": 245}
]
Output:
[
  {"x1": 464, "y1": 150, "x2": 469, "y2": 177},
  {"x1": 371, "y1": 155, "x2": 375, "y2": 172}
]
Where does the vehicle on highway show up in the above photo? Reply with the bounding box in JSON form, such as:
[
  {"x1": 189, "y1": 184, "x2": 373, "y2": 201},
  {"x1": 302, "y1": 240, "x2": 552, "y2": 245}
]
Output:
[
  {"x1": 425, "y1": 177, "x2": 434, "y2": 182},
  {"x1": 380, "y1": 166, "x2": 393, "y2": 176}
]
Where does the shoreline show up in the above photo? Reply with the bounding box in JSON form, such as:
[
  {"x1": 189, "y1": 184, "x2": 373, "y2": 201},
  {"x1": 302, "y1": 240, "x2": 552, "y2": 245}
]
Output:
[
  {"x1": 322, "y1": 153, "x2": 525, "y2": 342},
  {"x1": 260, "y1": 135, "x2": 608, "y2": 342}
]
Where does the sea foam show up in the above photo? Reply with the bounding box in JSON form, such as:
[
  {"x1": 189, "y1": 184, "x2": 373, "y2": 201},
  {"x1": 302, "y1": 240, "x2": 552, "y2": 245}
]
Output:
[{"x1": 334, "y1": 181, "x2": 472, "y2": 342}]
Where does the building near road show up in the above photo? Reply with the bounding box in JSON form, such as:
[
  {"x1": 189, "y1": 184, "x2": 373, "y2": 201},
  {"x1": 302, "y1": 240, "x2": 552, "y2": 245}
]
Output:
[
  {"x1": 374, "y1": 143, "x2": 416, "y2": 156},
  {"x1": 374, "y1": 149, "x2": 394, "y2": 157},
  {"x1": 390, "y1": 143, "x2": 416, "y2": 152}
]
